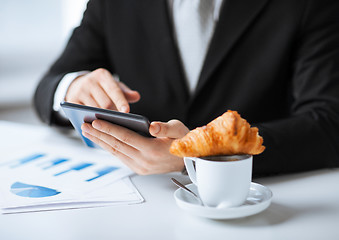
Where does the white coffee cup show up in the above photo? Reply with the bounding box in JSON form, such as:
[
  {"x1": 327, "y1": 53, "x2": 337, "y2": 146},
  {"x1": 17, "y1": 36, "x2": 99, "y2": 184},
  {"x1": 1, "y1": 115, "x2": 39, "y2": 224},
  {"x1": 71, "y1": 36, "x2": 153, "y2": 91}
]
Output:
[{"x1": 184, "y1": 155, "x2": 252, "y2": 208}]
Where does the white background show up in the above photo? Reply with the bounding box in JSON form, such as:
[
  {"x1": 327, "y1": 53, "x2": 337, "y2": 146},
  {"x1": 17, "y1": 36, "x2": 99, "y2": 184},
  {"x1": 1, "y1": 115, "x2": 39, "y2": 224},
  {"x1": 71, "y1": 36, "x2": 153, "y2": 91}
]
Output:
[{"x1": 0, "y1": 0, "x2": 88, "y2": 124}]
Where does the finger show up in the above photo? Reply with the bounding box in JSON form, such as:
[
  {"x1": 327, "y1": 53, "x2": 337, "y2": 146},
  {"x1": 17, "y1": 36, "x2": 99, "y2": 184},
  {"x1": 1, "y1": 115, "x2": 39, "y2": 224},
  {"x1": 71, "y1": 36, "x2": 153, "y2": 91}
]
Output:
[
  {"x1": 81, "y1": 130, "x2": 146, "y2": 174},
  {"x1": 96, "y1": 69, "x2": 130, "y2": 113},
  {"x1": 82, "y1": 123, "x2": 140, "y2": 158},
  {"x1": 90, "y1": 84, "x2": 117, "y2": 110},
  {"x1": 66, "y1": 81, "x2": 100, "y2": 108},
  {"x1": 91, "y1": 120, "x2": 147, "y2": 151},
  {"x1": 80, "y1": 94, "x2": 100, "y2": 108},
  {"x1": 82, "y1": 124, "x2": 157, "y2": 175},
  {"x1": 82, "y1": 123, "x2": 142, "y2": 165},
  {"x1": 149, "y1": 120, "x2": 189, "y2": 138}
]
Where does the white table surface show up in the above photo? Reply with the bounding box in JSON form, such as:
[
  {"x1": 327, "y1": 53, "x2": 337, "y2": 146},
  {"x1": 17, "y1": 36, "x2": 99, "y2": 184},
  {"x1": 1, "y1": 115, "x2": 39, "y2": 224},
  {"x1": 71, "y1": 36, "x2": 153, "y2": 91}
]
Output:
[{"x1": 0, "y1": 120, "x2": 338, "y2": 240}]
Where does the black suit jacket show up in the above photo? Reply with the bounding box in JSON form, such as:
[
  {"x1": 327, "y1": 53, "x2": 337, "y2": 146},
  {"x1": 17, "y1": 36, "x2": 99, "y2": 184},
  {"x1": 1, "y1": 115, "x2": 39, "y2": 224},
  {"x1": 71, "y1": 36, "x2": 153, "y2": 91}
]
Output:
[{"x1": 34, "y1": 0, "x2": 339, "y2": 176}]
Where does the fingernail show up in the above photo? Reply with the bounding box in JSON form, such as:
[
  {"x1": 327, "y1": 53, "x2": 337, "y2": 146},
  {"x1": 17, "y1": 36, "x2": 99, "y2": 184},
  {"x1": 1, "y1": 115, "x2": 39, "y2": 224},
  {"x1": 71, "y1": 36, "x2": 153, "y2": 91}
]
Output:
[
  {"x1": 92, "y1": 121, "x2": 101, "y2": 130},
  {"x1": 81, "y1": 124, "x2": 90, "y2": 132},
  {"x1": 120, "y1": 106, "x2": 128, "y2": 113},
  {"x1": 151, "y1": 123, "x2": 160, "y2": 135}
]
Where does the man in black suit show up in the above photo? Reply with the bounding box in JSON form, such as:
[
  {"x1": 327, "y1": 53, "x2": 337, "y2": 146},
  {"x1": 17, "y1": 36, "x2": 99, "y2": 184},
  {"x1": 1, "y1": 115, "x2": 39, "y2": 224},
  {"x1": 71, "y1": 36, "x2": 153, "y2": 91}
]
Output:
[{"x1": 34, "y1": 0, "x2": 339, "y2": 176}]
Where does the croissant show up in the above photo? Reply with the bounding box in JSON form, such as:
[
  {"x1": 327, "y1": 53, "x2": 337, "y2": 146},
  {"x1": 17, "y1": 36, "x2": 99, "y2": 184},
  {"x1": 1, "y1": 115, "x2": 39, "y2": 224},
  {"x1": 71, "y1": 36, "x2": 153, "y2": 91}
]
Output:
[{"x1": 170, "y1": 110, "x2": 265, "y2": 157}]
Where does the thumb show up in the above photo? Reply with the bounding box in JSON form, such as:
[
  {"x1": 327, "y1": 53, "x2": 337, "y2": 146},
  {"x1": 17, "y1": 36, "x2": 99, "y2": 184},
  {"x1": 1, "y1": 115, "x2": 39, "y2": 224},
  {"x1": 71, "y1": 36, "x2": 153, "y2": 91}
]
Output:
[{"x1": 149, "y1": 120, "x2": 189, "y2": 138}]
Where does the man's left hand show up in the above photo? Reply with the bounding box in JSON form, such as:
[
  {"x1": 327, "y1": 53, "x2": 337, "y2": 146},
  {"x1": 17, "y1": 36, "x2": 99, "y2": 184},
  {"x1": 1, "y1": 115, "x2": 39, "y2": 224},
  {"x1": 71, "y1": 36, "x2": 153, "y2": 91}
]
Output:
[{"x1": 81, "y1": 119, "x2": 189, "y2": 175}]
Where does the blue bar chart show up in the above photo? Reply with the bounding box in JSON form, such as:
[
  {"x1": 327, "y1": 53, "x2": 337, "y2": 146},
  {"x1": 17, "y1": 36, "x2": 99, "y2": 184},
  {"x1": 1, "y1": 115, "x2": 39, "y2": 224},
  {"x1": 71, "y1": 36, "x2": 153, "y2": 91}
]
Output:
[
  {"x1": 0, "y1": 150, "x2": 129, "y2": 200},
  {"x1": 86, "y1": 166, "x2": 119, "y2": 182},
  {"x1": 5, "y1": 153, "x2": 46, "y2": 168},
  {"x1": 54, "y1": 162, "x2": 94, "y2": 176},
  {"x1": 40, "y1": 158, "x2": 69, "y2": 170},
  {"x1": 0, "y1": 142, "x2": 140, "y2": 213}
]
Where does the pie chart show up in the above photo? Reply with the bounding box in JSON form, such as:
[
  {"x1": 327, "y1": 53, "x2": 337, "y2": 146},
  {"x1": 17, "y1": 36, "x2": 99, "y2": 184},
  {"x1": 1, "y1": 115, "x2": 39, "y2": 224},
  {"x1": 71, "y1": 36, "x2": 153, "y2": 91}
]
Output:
[{"x1": 10, "y1": 182, "x2": 61, "y2": 198}]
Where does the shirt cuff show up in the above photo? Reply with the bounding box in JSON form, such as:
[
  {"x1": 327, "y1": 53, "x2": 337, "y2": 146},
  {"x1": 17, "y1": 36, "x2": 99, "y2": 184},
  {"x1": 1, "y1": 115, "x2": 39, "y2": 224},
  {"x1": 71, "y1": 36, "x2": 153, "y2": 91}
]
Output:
[{"x1": 53, "y1": 71, "x2": 90, "y2": 118}]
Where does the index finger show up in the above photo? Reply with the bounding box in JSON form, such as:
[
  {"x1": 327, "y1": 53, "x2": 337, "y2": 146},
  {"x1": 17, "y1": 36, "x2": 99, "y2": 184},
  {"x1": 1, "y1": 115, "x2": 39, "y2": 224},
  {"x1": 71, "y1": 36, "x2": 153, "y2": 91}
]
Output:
[
  {"x1": 98, "y1": 70, "x2": 130, "y2": 113},
  {"x1": 92, "y1": 119, "x2": 147, "y2": 150}
]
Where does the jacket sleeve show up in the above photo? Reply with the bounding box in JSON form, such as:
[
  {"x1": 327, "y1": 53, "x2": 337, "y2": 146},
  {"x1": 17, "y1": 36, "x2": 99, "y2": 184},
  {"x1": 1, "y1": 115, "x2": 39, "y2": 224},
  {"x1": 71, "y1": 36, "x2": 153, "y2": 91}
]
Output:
[
  {"x1": 253, "y1": 0, "x2": 339, "y2": 176},
  {"x1": 33, "y1": 0, "x2": 109, "y2": 126}
]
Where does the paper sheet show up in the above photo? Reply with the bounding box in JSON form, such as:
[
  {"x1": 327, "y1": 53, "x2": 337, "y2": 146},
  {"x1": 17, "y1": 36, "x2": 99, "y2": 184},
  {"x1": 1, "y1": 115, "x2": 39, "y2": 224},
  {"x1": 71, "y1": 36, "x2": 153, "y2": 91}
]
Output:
[{"x1": 0, "y1": 144, "x2": 144, "y2": 214}]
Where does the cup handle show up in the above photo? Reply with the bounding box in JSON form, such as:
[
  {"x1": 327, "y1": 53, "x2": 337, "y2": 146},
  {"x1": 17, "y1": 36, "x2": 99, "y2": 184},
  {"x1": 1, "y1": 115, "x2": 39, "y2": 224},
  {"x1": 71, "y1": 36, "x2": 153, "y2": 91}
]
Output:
[{"x1": 184, "y1": 157, "x2": 197, "y2": 185}]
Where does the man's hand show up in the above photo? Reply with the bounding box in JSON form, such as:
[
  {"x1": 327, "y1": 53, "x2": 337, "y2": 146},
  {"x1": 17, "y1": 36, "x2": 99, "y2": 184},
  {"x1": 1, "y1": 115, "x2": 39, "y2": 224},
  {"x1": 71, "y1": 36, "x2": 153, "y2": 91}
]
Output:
[
  {"x1": 65, "y1": 68, "x2": 140, "y2": 112},
  {"x1": 81, "y1": 119, "x2": 189, "y2": 175}
]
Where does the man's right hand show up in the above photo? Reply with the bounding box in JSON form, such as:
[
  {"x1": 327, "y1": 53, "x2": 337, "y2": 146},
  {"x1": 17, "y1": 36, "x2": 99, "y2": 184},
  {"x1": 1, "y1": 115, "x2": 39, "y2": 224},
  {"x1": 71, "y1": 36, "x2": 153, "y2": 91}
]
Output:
[{"x1": 65, "y1": 68, "x2": 140, "y2": 113}]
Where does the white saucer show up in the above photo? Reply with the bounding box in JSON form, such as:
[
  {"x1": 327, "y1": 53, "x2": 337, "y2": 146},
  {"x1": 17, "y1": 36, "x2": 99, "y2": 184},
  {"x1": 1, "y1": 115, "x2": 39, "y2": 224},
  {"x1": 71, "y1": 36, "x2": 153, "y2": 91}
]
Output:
[{"x1": 174, "y1": 182, "x2": 272, "y2": 219}]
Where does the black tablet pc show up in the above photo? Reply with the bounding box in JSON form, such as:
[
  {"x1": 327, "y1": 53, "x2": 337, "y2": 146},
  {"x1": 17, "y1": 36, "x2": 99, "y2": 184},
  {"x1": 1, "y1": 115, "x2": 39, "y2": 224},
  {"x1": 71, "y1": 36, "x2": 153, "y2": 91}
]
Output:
[{"x1": 60, "y1": 101, "x2": 151, "y2": 148}]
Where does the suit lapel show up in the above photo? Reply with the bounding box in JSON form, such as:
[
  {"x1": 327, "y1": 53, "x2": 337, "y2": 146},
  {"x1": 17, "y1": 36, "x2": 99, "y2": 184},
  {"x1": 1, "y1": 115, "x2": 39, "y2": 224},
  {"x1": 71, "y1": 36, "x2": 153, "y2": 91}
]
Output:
[
  {"x1": 138, "y1": 0, "x2": 190, "y2": 101},
  {"x1": 194, "y1": 0, "x2": 270, "y2": 97}
]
